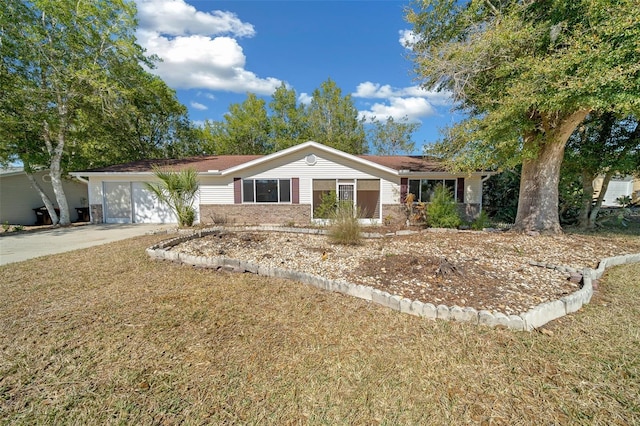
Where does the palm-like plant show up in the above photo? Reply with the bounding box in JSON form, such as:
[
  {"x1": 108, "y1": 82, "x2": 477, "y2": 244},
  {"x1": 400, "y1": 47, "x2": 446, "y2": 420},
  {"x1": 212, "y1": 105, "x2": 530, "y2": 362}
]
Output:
[{"x1": 146, "y1": 167, "x2": 199, "y2": 227}]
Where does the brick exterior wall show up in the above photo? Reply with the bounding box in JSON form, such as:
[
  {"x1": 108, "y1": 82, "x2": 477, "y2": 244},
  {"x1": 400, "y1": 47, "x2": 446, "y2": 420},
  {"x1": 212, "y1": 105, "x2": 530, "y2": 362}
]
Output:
[
  {"x1": 381, "y1": 204, "x2": 406, "y2": 226},
  {"x1": 200, "y1": 204, "x2": 312, "y2": 226},
  {"x1": 90, "y1": 204, "x2": 103, "y2": 224}
]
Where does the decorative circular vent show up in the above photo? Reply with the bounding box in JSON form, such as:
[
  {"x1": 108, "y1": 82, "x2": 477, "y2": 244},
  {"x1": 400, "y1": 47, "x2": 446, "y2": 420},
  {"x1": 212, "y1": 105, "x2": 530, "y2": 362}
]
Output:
[{"x1": 305, "y1": 154, "x2": 317, "y2": 165}]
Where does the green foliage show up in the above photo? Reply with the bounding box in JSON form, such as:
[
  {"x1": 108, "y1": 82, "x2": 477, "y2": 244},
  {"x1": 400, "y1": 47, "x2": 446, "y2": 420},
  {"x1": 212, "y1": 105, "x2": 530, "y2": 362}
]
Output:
[
  {"x1": 407, "y1": 0, "x2": 640, "y2": 232},
  {"x1": 269, "y1": 83, "x2": 309, "y2": 151},
  {"x1": 2, "y1": 222, "x2": 10, "y2": 232},
  {"x1": 201, "y1": 94, "x2": 271, "y2": 155},
  {"x1": 558, "y1": 171, "x2": 583, "y2": 226},
  {"x1": 328, "y1": 203, "x2": 362, "y2": 246},
  {"x1": 146, "y1": 168, "x2": 199, "y2": 227},
  {"x1": 562, "y1": 113, "x2": 640, "y2": 228},
  {"x1": 200, "y1": 78, "x2": 368, "y2": 155},
  {"x1": 483, "y1": 167, "x2": 520, "y2": 223},
  {"x1": 306, "y1": 79, "x2": 368, "y2": 154},
  {"x1": 314, "y1": 191, "x2": 337, "y2": 219},
  {"x1": 426, "y1": 184, "x2": 461, "y2": 228},
  {"x1": 471, "y1": 210, "x2": 491, "y2": 231},
  {"x1": 595, "y1": 207, "x2": 633, "y2": 229},
  {"x1": 616, "y1": 196, "x2": 632, "y2": 208},
  {"x1": 368, "y1": 116, "x2": 419, "y2": 155}
]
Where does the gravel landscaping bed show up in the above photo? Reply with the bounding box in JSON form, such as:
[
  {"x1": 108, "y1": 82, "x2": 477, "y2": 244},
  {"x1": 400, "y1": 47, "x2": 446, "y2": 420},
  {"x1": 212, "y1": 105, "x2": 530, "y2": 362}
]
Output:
[{"x1": 172, "y1": 229, "x2": 640, "y2": 316}]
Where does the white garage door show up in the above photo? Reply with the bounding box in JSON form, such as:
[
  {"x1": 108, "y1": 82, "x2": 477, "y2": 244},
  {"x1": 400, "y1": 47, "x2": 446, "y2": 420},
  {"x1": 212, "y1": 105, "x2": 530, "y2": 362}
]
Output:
[
  {"x1": 104, "y1": 182, "x2": 132, "y2": 223},
  {"x1": 103, "y1": 181, "x2": 185, "y2": 224},
  {"x1": 132, "y1": 182, "x2": 178, "y2": 224}
]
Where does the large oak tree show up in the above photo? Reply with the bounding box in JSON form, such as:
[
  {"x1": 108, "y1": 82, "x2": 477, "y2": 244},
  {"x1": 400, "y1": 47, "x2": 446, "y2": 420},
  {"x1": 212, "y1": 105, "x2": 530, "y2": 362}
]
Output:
[{"x1": 407, "y1": 0, "x2": 640, "y2": 233}]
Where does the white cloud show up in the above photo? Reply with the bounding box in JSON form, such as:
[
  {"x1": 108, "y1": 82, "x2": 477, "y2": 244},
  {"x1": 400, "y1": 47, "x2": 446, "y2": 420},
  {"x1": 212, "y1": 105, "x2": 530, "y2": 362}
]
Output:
[
  {"x1": 398, "y1": 29, "x2": 419, "y2": 50},
  {"x1": 136, "y1": 0, "x2": 255, "y2": 37},
  {"x1": 353, "y1": 81, "x2": 453, "y2": 122},
  {"x1": 197, "y1": 92, "x2": 216, "y2": 100},
  {"x1": 354, "y1": 81, "x2": 451, "y2": 105},
  {"x1": 298, "y1": 93, "x2": 313, "y2": 105},
  {"x1": 190, "y1": 101, "x2": 208, "y2": 110},
  {"x1": 358, "y1": 97, "x2": 437, "y2": 122},
  {"x1": 135, "y1": 0, "x2": 281, "y2": 95}
]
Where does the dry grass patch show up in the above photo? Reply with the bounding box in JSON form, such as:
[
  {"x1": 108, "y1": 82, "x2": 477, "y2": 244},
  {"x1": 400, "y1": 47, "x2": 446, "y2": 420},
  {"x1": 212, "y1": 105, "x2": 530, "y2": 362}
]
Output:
[{"x1": 1, "y1": 234, "x2": 639, "y2": 424}]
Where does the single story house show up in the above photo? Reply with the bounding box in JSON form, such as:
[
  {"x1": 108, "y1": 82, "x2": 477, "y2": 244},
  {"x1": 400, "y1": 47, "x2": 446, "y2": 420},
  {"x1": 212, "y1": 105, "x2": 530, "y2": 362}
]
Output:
[
  {"x1": 0, "y1": 168, "x2": 89, "y2": 225},
  {"x1": 593, "y1": 175, "x2": 640, "y2": 207},
  {"x1": 70, "y1": 141, "x2": 492, "y2": 226}
]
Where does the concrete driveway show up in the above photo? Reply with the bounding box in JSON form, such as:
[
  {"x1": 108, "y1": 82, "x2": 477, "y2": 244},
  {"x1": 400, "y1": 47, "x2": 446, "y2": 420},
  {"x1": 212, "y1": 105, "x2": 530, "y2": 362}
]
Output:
[{"x1": 0, "y1": 223, "x2": 174, "y2": 266}]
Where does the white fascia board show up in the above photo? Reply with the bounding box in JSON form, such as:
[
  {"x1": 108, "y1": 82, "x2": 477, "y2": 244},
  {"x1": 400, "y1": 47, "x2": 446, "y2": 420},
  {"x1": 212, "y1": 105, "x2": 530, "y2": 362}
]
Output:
[
  {"x1": 398, "y1": 171, "x2": 496, "y2": 177},
  {"x1": 220, "y1": 140, "x2": 399, "y2": 177},
  {"x1": 69, "y1": 171, "x2": 156, "y2": 178}
]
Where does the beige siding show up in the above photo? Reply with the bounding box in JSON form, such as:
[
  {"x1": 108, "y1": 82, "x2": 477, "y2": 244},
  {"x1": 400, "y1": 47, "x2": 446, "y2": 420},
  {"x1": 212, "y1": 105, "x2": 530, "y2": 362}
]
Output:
[
  {"x1": 198, "y1": 177, "x2": 235, "y2": 204},
  {"x1": 465, "y1": 177, "x2": 482, "y2": 204},
  {"x1": 0, "y1": 170, "x2": 88, "y2": 225},
  {"x1": 199, "y1": 151, "x2": 398, "y2": 206}
]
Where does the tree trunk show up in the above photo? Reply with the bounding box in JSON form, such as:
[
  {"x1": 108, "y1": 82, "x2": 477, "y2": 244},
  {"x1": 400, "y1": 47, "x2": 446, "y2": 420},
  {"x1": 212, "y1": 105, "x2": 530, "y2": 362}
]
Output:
[
  {"x1": 49, "y1": 166, "x2": 71, "y2": 226},
  {"x1": 43, "y1": 120, "x2": 72, "y2": 226},
  {"x1": 578, "y1": 170, "x2": 596, "y2": 229},
  {"x1": 589, "y1": 172, "x2": 612, "y2": 226},
  {"x1": 513, "y1": 110, "x2": 590, "y2": 234},
  {"x1": 25, "y1": 170, "x2": 59, "y2": 225}
]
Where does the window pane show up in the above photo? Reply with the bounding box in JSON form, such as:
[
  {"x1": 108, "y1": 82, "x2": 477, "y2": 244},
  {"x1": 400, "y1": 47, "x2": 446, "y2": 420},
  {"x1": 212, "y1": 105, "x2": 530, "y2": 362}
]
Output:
[
  {"x1": 444, "y1": 180, "x2": 456, "y2": 200},
  {"x1": 408, "y1": 180, "x2": 420, "y2": 201},
  {"x1": 421, "y1": 180, "x2": 439, "y2": 202},
  {"x1": 279, "y1": 179, "x2": 291, "y2": 202},
  {"x1": 243, "y1": 179, "x2": 254, "y2": 203},
  {"x1": 256, "y1": 179, "x2": 278, "y2": 202}
]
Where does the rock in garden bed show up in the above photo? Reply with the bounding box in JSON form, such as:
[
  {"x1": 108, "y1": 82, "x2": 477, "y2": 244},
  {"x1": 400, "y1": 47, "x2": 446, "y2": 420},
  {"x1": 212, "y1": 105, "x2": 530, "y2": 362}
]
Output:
[{"x1": 171, "y1": 229, "x2": 640, "y2": 316}]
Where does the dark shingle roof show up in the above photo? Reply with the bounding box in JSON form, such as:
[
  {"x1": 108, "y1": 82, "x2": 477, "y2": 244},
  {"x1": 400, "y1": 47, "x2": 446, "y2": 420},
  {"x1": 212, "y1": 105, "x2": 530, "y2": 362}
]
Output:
[
  {"x1": 79, "y1": 155, "x2": 262, "y2": 173},
  {"x1": 77, "y1": 153, "x2": 447, "y2": 174},
  {"x1": 358, "y1": 155, "x2": 445, "y2": 172}
]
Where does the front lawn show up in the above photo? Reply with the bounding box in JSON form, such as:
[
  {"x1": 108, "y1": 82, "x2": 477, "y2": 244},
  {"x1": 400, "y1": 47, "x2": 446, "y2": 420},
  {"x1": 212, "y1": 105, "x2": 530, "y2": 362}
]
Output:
[{"x1": 1, "y1": 234, "x2": 638, "y2": 424}]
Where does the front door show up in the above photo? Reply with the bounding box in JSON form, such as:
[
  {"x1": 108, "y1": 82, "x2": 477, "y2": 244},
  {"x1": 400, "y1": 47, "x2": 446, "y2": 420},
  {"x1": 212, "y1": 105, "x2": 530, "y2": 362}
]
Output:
[{"x1": 337, "y1": 183, "x2": 355, "y2": 210}]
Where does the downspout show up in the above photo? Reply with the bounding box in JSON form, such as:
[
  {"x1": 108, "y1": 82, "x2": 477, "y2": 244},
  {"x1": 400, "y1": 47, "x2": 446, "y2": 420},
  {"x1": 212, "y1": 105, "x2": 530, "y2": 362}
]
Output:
[{"x1": 74, "y1": 176, "x2": 89, "y2": 185}]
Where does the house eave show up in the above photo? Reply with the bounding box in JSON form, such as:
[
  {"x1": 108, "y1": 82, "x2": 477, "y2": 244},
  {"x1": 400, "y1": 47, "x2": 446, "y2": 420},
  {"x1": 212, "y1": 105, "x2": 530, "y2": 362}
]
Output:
[
  {"x1": 221, "y1": 140, "x2": 399, "y2": 177},
  {"x1": 398, "y1": 170, "x2": 497, "y2": 177}
]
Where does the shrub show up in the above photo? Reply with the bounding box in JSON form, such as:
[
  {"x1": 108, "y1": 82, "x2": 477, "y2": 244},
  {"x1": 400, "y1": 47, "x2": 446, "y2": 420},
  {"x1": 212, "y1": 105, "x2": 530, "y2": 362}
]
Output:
[
  {"x1": 328, "y1": 203, "x2": 362, "y2": 245},
  {"x1": 314, "y1": 190, "x2": 337, "y2": 219},
  {"x1": 471, "y1": 209, "x2": 491, "y2": 230},
  {"x1": 426, "y1": 184, "x2": 461, "y2": 228},
  {"x1": 146, "y1": 167, "x2": 199, "y2": 227}
]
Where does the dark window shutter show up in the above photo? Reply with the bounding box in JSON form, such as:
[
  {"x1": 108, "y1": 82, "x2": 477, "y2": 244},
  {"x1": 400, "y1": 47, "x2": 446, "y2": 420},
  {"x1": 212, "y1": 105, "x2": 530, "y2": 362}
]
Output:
[
  {"x1": 400, "y1": 178, "x2": 408, "y2": 202},
  {"x1": 292, "y1": 178, "x2": 299, "y2": 204},
  {"x1": 234, "y1": 178, "x2": 241, "y2": 204},
  {"x1": 456, "y1": 178, "x2": 465, "y2": 203}
]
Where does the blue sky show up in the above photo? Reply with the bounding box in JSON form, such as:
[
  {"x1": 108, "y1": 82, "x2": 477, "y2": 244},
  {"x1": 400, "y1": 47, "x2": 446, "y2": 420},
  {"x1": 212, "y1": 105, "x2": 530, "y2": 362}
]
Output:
[{"x1": 135, "y1": 0, "x2": 460, "y2": 154}]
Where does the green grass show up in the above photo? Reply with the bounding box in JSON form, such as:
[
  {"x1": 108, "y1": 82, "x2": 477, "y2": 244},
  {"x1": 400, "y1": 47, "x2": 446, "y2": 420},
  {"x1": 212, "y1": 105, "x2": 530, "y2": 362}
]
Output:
[{"x1": 0, "y1": 234, "x2": 639, "y2": 424}]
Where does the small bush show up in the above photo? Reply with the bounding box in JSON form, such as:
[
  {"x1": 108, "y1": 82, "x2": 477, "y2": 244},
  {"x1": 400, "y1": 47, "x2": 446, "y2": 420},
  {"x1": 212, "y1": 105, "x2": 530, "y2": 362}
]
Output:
[
  {"x1": 314, "y1": 190, "x2": 337, "y2": 219},
  {"x1": 471, "y1": 210, "x2": 491, "y2": 230},
  {"x1": 328, "y1": 203, "x2": 362, "y2": 245},
  {"x1": 181, "y1": 207, "x2": 196, "y2": 227},
  {"x1": 426, "y1": 184, "x2": 461, "y2": 228}
]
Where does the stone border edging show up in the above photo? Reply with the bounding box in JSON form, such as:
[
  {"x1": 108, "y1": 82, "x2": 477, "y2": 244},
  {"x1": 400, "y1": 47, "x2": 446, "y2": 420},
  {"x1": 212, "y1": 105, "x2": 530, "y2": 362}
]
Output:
[{"x1": 147, "y1": 226, "x2": 640, "y2": 332}]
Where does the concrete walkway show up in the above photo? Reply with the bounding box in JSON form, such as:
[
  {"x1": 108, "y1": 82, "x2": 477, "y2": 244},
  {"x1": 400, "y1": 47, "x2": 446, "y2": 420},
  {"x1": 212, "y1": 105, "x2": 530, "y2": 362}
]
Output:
[{"x1": 0, "y1": 223, "x2": 174, "y2": 266}]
